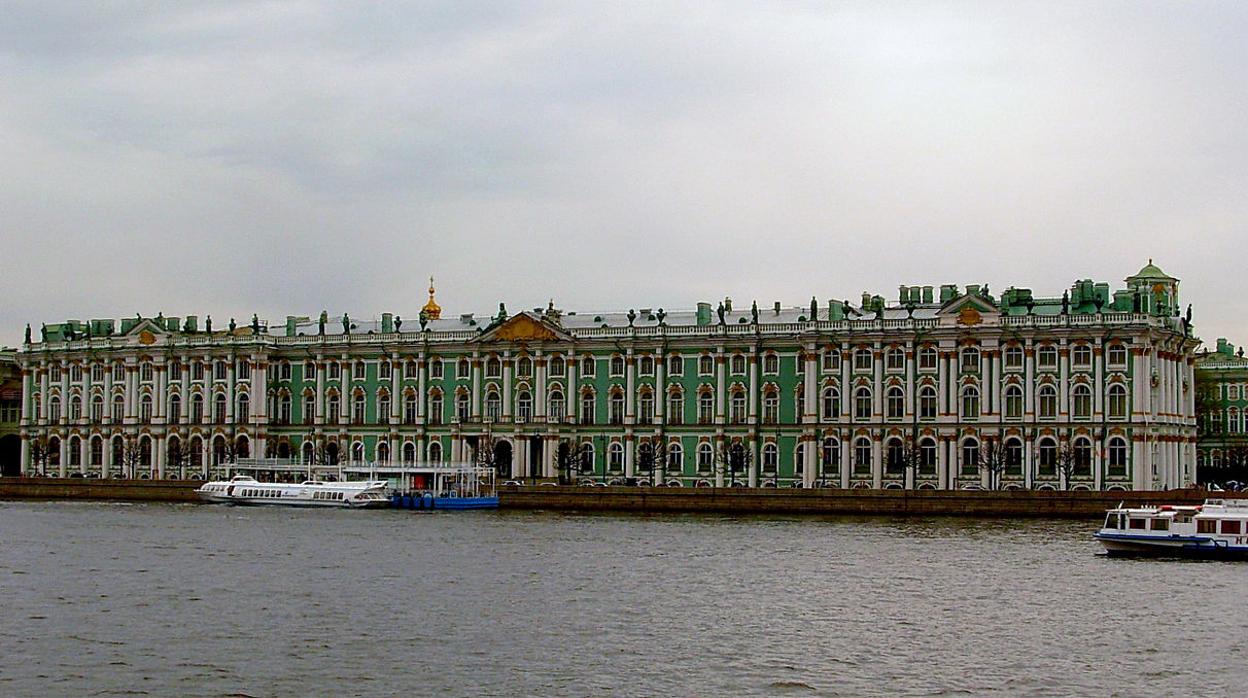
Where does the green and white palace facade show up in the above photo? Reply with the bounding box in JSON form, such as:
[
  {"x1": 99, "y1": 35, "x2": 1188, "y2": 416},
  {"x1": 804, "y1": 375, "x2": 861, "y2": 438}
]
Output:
[{"x1": 15, "y1": 263, "x2": 1200, "y2": 491}]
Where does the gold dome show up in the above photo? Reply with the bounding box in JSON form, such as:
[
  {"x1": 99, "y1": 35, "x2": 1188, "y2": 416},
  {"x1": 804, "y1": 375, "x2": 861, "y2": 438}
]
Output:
[{"x1": 422, "y1": 276, "x2": 442, "y2": 320}]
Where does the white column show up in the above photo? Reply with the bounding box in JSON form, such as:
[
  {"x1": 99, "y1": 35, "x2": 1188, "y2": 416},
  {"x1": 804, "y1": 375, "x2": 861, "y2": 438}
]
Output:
[
  {"x1": 654, "y1": 357, "x2": 664, "y2": 424},
  {"x1": 471, "y1": 355, "x2": 481, "y2": 418},
  {"x1": 871, "y1": 435, "x2": 882, "y2": 489},
  {"x1": 1058, "y1": 343, "x2": 1069, "y2": 419},
  {"x1": 535, "y1": 352, "x2": 547, "y2": 420},
  {"x1": 567, "y1": 360, "x2": 578, "y2": 424},
  {"x1": 1024, "y1": 343, "x2": 1035, "y2": 417},
  {"x1": 315, "y1": 357, "x2": 325, "y2": 423},
  {"x1": 502, "y1": 355, "x2": 513, "y2": 419},
  {"x1": 417, "y1": 355, "x2": 428, "y2": 422},
  {"x1": 20, "y1": 436, "x2": 30, "y2": 475},
  {"x1": 715, "y1": 350, "x2": 726, "y2": 424},
  {"x1": 625, "y1": 352, "x2": 636, "y2": 424},
  {"x1": 390, "y1": 353, "x2": 401, "y2": 422}
]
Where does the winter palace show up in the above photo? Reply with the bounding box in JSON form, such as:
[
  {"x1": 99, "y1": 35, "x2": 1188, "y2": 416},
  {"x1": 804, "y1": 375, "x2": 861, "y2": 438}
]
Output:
[{"x1": 13, "y1": 262, "x2": 1200, "y2": 491}]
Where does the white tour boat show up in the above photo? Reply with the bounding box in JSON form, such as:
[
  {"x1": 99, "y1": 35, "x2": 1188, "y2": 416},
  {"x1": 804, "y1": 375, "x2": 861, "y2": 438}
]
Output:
[
  {"x1": 1094, "y1": 498, "x2": 1248, "y2": 558},
  {"x1": 196, "y1": 475, "x2": 390, "y2": 508}
]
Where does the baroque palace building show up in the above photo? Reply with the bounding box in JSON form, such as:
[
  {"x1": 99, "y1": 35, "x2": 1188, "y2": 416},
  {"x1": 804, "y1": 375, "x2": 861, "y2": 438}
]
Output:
[
  {"x1": 1194, "y1": 338, "x2": 1248, "y2": 483},
  {"x1": 16, "y1": 264, "x2": 1199, "y2": 491}
]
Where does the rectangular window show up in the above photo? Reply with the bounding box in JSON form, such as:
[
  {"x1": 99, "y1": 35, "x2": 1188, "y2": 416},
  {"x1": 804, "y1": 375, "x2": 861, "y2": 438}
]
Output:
[
  {"x1": 1150, "y1": 518, "x2": 1169, "y2": 531},
  {"x1": 1128, "y1": 518, "x2": 1146, "y2": 530},
  {"x1": 1221, "y1": 520, "x2": 1241, "y2": 535},
  {"x1": 431, "y1": 360, "x2": 443, "y2": 379},
  {"x1": 1197, "y1": 519, "x2": 1217, "y2": 534}
]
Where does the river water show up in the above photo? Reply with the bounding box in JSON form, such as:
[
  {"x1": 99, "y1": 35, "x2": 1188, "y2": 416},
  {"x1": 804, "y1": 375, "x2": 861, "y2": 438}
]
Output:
[{"x1": 1, "y1": 502, "x2": 1244, "y2": 697}]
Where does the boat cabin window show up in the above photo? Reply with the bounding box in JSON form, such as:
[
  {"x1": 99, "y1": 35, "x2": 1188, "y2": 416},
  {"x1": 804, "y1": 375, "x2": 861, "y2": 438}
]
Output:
[
  {"x1": 1103, "y1": 514, "x2": 1119, "y2": 529},
  {"x1": 1128, "y1": 518, "x2": 1146, "y2": 530},
  {"x1": 1221, "y1": 520, "x2": 1242, "y2": 535},
  {"x1": 1150, "y1": 518, "x2": 1169, "y2": 531},
  {"x1": 1198, "y1": 519, "x2": 1217, "y2": 534}
]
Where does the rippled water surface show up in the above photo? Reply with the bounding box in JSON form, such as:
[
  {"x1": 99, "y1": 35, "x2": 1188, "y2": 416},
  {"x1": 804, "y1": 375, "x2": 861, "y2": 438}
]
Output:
[{"x1": 2, "y1": 502, "x2": 1245, "y2": 697}]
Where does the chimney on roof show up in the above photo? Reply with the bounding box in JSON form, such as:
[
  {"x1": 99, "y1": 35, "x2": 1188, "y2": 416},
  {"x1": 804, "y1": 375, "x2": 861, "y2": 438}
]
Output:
[
  {"x1": 773, "y1": 301, "x2": 781, "y2": 315},
  {"x1": 724, "y1": 297, "x2": 732, "y2": 313}
]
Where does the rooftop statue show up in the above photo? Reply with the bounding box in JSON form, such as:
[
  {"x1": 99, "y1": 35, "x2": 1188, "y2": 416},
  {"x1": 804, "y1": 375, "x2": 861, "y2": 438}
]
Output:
[
  {"x1": 810, "y1": 297, "x2": 817, "y2": 320},
  {"x1": 229, "y1": 318, "x2": 237, "y2": 333},
  {"x1": 751, "y1": 300, "x2": 759, "y2": 325},
  {"x1": 716, "y1": 301, "x2": 725, "y2": 325},
  {"x1": 394, "y1": 315, "x2": 402, "y2": 332},
  {"x1": 25, "y1": 324, "x2": 31, "y2": 344},
  {"x1": 342, "y1": 313, "x2": 350, "y2": 334},
  {"x1": 252, "y1": 314, "x2": 260, "y2": 333},
  {"x1": 205, "y1": 316, "x2": 213, "y2": 333},
  {"x1": 318, "y1": 311, "x2": 327, "y2": 335}
]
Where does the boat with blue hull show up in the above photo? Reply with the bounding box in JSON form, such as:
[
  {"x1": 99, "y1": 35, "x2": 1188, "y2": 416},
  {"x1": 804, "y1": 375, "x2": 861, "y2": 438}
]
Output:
[
  {"x1": 390, "y1": 493, "x2": 499, "y2": 510},
  {"x1": 1095, "y1": 498, "x2": 1248, "y2": 559}
]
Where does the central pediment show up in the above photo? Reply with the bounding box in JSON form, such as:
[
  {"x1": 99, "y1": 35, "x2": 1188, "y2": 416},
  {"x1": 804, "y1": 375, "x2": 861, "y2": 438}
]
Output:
[{"x1": 475, "y1": 312, "x2": 572, "y2": 343}]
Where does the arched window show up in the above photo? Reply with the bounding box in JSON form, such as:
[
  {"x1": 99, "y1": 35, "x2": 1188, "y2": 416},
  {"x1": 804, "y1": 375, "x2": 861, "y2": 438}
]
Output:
[
  {"x1": 1104, "y1": 437, "x2": 1127, "y2": 476},
  {"x1": 581, "y1": 443, "x2": 595, "y2": 472},
  {"x1": 302, "y1": 440, "x2": 315, "y2": 464},
  {"x1": 609, "y1": 392, "x2": 624, "y2": 425},
  {"x1": 762, "y1": 443, "x2": 778, "y2": 473},
  {"x1": 918, "y1": 346, "x2": 937, "y2": 370},
  {"x1": 302, "y1": 393, "x2": 315, "y2": 424},
  {"x1": 352, "y1": 441, "x2": 365, "y2": 464},
  {"x1": 697, "y1": 443, "x2": 713, "y2": 472},
  {"x1": 327, "y1": 393, "x2": 340, "y2": 422},
  {"x1": 486, "y1": 357, "x2": 501, "y2": 378},
  {"x1": 668, "y1": 390, "x2": 684, "y2": 425},
  {"x1": 886, "y1": 348, "x2": 904, "y2": 371},
  {"x1": 274, "y1": 393, "x2": 288, "y2": 424},
  {"x1": 854, "y1": 387, "x2": 872, "y2": 420},
  {"x1": 1037, "y1": 345, "x2": 1058, "y2": 369},
  {"x1": 853, "y1": 437, "x2": 872, "y2": 474},
  {"x1": 549, "y1": 390, "x2": 565, "y2": 421},
  {"x1": 763, "y1": 389, "x2": 779, "y2": 424},
  {"x1": 69, "y1": 436, "x2": 81, "y2": 467},
  {"x1": 1037, "y1": 438, "x2": 1057, "y2": 476},
  {"x1": 1071, "y1": 384, "x2": 1092, "y2": 420},
  {"x1": 886, "y1": 387, "x2": 904, "y2": 419},
  {"x1": 1072, "y1": 344, "x2": 1092, "y2": 368},
  {"x1": 112, "y1": 395, "x2": 125, "y2": 423},
  {"x1": 139, "y1": 394, "x2": 153, "y2": 423},
  {"x1": 1038, "y1": 385, "x2": 1057, "y2": 419},
  {"x1": 49, "y1": 397, "x2": 61, "y2": 423},
  {"x1": 516, "y1": 391, "x2": 532, "y2": 422},
  {"x1": 191, "y1": 393, "x2": 204, "y2": 423},
  {"x1": 667, "y1": 442, "x2": 683, "y2": 472},
  {"x1": 377, "y1": 392, "x2": 390, "y2": 424},
  {"x1": 404, "y1": 392, "x2": 418, "y2": 424},
  {"x1": 608, "y1": 442, "x2": 624, "y2": 471},
  {"x1": 961, "y1": 347, "x2": 980, "y2": 372},
  {"x1": 668, "y1": 355, "x2": 684, "y2": 376},
  {"x1": 886, "y1": 438, "x2": 904, "y2": 473},
  {"x1": 91, "y1": 395, "x2": 104, "y2": 422},
  {"x1": 961, "y1": 439, "x2": 980, "y2": 474},
  {"x1": 763, "y1": 353, "x2": 779, "y2": 374},
  {"x1": 236, "y1": 393, "x2": 250, "y2": 423},
  {"x1": 854, "y1": 349, "x2": 872, "y2": 371},
  {"x1": 698, "y1": 391, "x2": 714, "y2": 424},
  {"x1": 638, "y1": 391, "x2": 654, "y2": 424},
  {"x1": 581, "y1": 356, "x2": 596, "y2": 376},
  {"x1": 457, "y1": 358, "x2": 470, "y2": 379},
  {"x1": 699, "y1": 355, "x2": 714, "y2": 375},
  {"x1": 90, "y1": 436, "x2": 103, "y2": 467},
  {"x1": 1005, "y1": 385, "x2": 1023, "y2": 419},
  {"x1": 822, "y1": 438, "x2": 840, "y2": 473},
  {"x1": 822, "y1": 350, "x2": 840, "y2": 372},
  {"x1": 428, "y1": 441, "x2": 443, "y2": 463},
  {"x1": 69, "y1": 395, "x2": 82, "y2": 421},
  {"x1": 822, "y1": 387, "x2": 840, "y2": 420},
  {"x1": 730, "y1": 390, "x2": 746, "y2": 424},
  {"x1": 638, "y1": 442, "x2": 654, "y2": 472},
  {"x1": 1004, "y1": 345, "x2": 1024, "y2": 369},
  {"x1": 919, "y1": 386, "x2": 937, "y2": 420},
  {"x1": 1108, "y1": 383, "x2": 1128, "y2": 420},
  {"x1": 139, "y1": 435, "x2": 152, "y2": 467},
  {"x1": 213, "y1": 393, "x2": 227, "y2": 422},
  {"x1": 639, "y1": 355, "x2": 654, "y2": 376},
  {"x1": 731, "y1": 354, "x2": 746, "y2": 374},
  {"x1": 550, "y1": 355, "x2": 565, "y2": 377},
  {"x1": 376, "y1": 442, "x2": 389, "y2": 463},
  {"x1": 485, "y1": 390, "x2": 501, "y2": 421},
  {"x1": 920, "y1": 438, "x2": 937, "y2": 474},
  {"x1": 422, "y1": 392, "x2": 442, "y2": 426},
  {"x1": 1005, "y1": 438, "x2": 1024, "y2": 475},
  {"x1": 518, "y1": 357, "x2": 532, "y2": 377},
  {"x1": 580, "y1": 390, "x2": 595, "y2": 424},
  {"x1": 1073, "y1": 438, "x2": 1092, "y2": 477},
  {"x1": 610, "y1": 356, "x2": 625, "y2": 376},
  {"x1": 961, "y1": 386, "x2": 980, "y2": 419},
  {"x1": 1107, "y1": 344, "x2": 1128, "y2": 367},
  {"x1": 402, "y1": 442, "x2": 415, "y2": 464}
]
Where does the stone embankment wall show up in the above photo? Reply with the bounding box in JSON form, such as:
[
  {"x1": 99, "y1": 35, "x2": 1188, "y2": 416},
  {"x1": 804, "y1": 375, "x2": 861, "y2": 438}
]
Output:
[
  {"x1": 0, "y1": 477, "x2": 201, "y2": 503},
  {"x1": 499, "y1": 486, "x2": 1240, "y2": 518}
]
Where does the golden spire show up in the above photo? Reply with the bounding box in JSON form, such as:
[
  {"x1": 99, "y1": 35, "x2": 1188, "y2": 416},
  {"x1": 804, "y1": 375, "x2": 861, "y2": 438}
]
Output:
[{"x1": 422, "y1": 276, "x2": 442, "y2": 320}]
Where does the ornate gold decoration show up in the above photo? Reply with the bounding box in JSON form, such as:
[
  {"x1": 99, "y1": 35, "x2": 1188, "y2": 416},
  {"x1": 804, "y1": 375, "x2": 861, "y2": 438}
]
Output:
[
  {"x1": 492, "y1": 315, "x2": 558, "y2": 342},
  {"x1": 138, "y1": 330, "x2": 156, "y2": 345},
  {"x1": 957, "y1": 306, "x2": 982, "y2": 326},
  {"x1": 422, "y1": 276, "x2": 442, "y2": 320}
]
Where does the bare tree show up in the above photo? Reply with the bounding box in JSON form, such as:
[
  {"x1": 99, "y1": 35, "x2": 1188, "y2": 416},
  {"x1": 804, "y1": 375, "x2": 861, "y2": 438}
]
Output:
[
  {"x1": 556, "y1": 438, "x2": 591, "y2": 485},
  {"x1": 119, "y1": 436, "x2": 143, "y2": 479},
  {"x1": 1053, "y1": 440, "x2": 1081, "y2": 491},
  {"x1": 892, "y1": 436, "x2": 928, "y2": 490},
  {"x1": 714, "y1": 440, "x2": 752, "y2": 487},
  {"x1": 167, "y1": 439, "x2": 187, "y2": 479},
  {"x1": 27, "y1": 435, "x2": 50, "y2": 476},
  {"x1": 650, "y1": 439, "x2": 670, "y2": 486},
  {"x1": 978, "y1": 437, "x2": 1009, "y2": 491}
]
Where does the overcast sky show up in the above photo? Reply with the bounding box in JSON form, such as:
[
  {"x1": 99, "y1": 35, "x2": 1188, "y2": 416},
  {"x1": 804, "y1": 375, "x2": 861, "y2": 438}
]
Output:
[{"x1": 3, "y1": 1, "x2": 1246, "y2": 347}]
